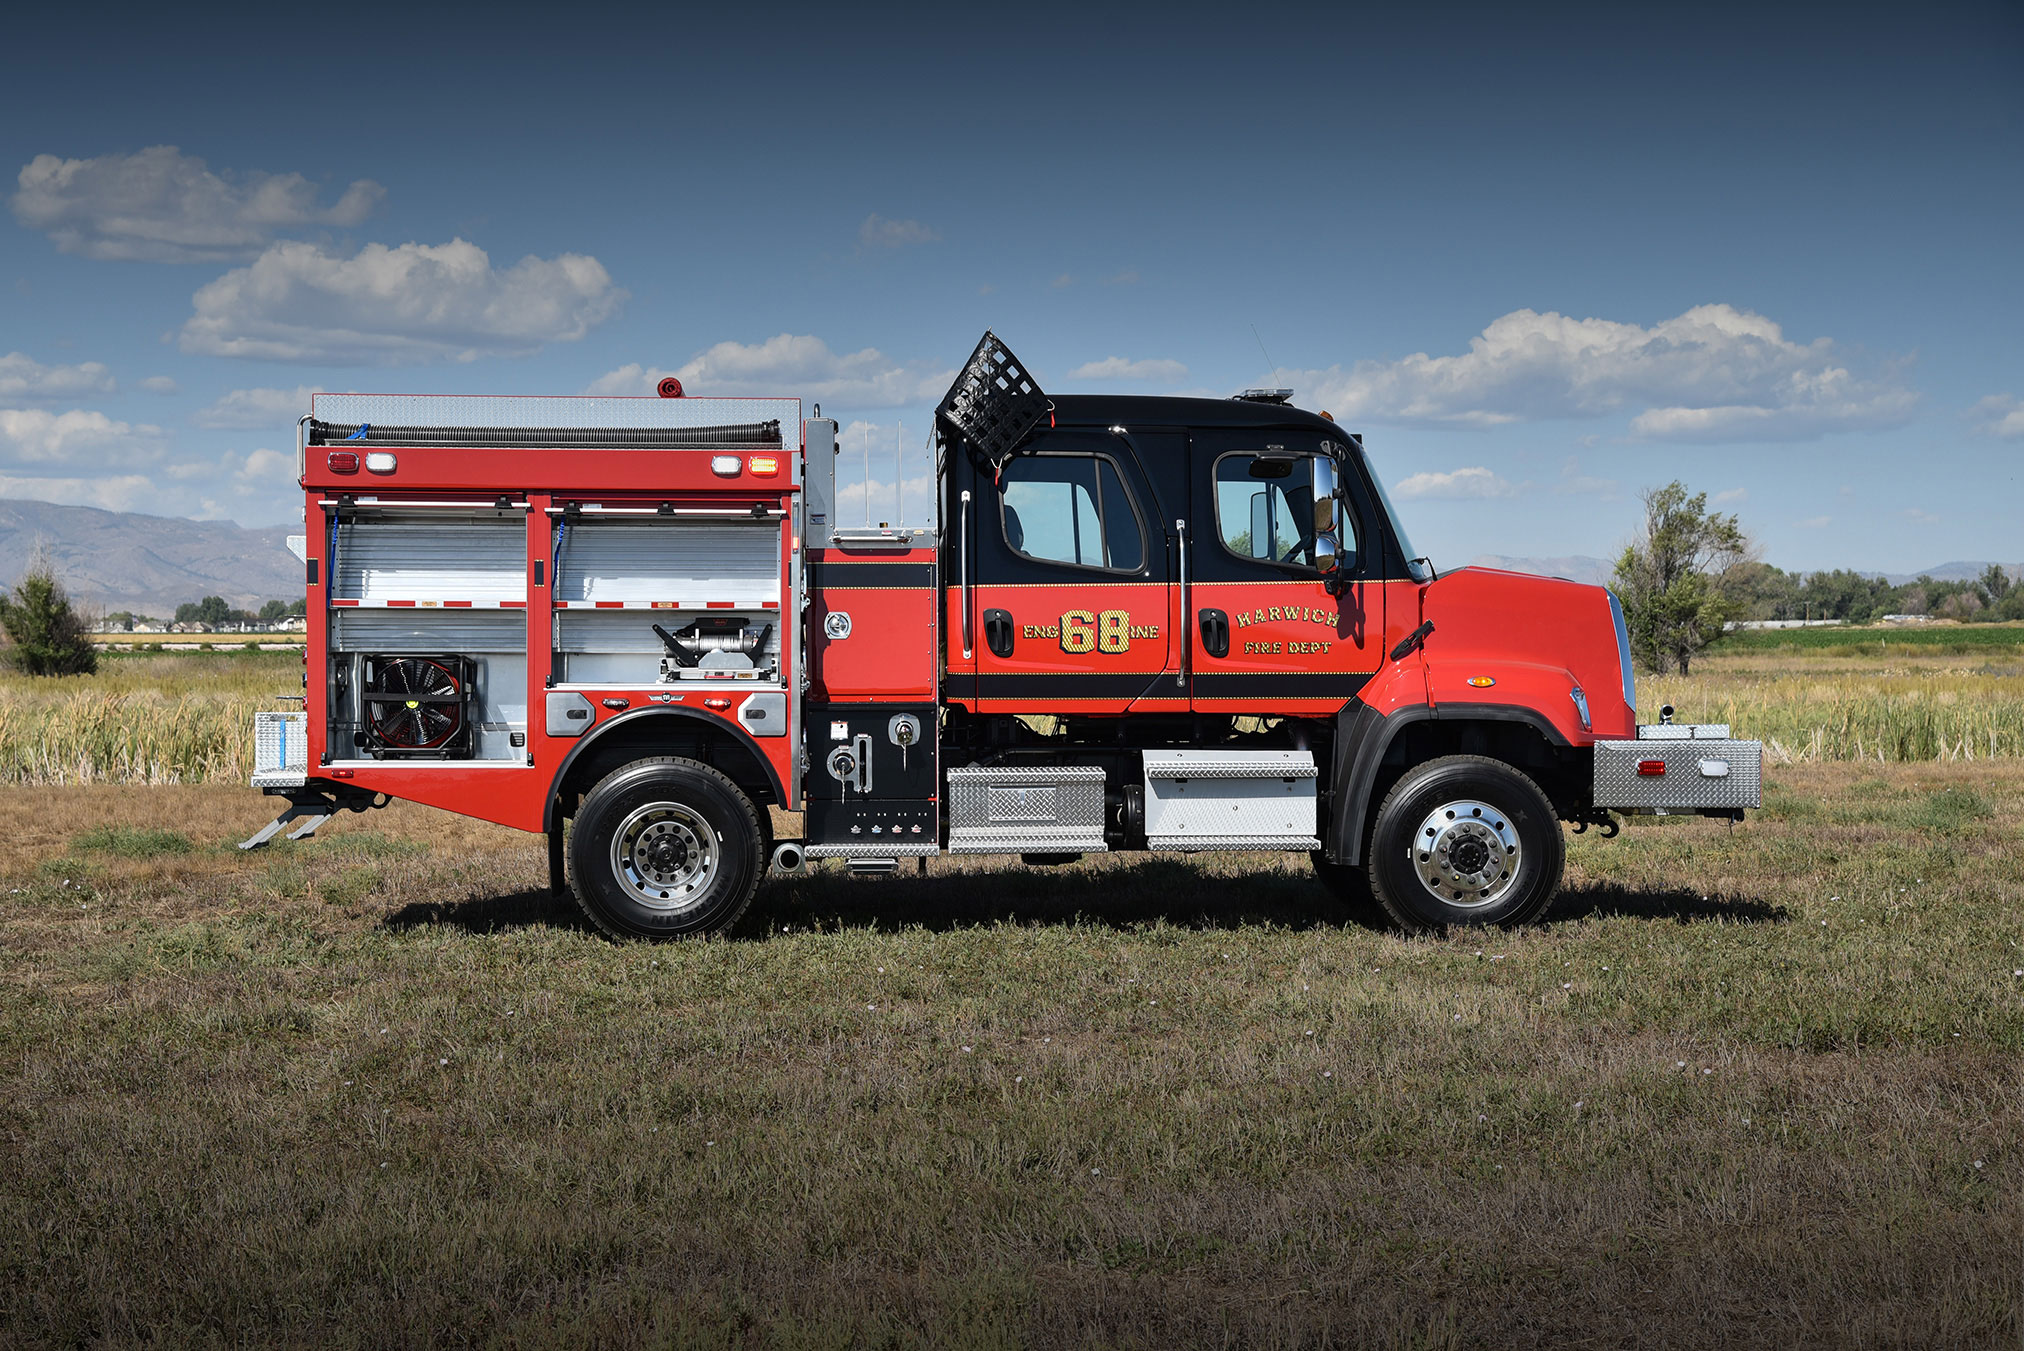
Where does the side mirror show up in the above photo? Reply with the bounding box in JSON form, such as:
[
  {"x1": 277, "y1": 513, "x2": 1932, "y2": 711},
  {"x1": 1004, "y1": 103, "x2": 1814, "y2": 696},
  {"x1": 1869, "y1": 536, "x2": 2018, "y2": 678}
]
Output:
[
  {"x1": 1312, "y1": 456, "x2": 1339, "y2": 531},
  {"x1": 1314, "y1": 531, "x2": 1340, "y2": 573}
]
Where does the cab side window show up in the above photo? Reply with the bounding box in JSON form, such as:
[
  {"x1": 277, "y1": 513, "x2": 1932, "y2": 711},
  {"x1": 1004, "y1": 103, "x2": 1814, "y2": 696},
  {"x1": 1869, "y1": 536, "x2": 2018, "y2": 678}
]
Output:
[
  {"x1": 1000, "y1": 454, "x2": 1145, "y2": 573},
  {"x1": 1213, "y1": 451, "x2": 1357, "y2": 573}
]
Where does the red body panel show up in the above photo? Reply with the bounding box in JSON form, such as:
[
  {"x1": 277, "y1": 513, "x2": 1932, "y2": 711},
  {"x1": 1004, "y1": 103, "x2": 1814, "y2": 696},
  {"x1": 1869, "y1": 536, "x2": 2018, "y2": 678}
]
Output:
[
  {"x1": 1189, "y1": 577, "x2": 1389, "y2": 714},
  {"x1": 1407, "y1": 568, "x2": 1634, "y2": 742},
  {"x1": 808, "y1": 547, "x2": 938, "y2": 702}
]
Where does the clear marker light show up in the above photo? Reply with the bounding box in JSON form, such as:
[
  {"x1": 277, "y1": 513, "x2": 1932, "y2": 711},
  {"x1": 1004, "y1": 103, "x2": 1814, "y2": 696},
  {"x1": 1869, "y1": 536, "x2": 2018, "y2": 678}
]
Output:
[
  {"x1": 364, "y1": 451, "x2": 397, "y2": 474},
  {"x1": 711, "y1": 456, "x2": 741, "y2": 477}
]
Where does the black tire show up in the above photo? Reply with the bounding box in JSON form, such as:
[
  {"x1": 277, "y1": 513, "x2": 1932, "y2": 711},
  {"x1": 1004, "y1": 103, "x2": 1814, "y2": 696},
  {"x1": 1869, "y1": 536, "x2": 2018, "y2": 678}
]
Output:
[
  {"x1": 1366, "y1": 755, "x2": 1564, "y2": 932},
  {"x1": 567, "y1": 757, "x2": 764, "y2": 939}
]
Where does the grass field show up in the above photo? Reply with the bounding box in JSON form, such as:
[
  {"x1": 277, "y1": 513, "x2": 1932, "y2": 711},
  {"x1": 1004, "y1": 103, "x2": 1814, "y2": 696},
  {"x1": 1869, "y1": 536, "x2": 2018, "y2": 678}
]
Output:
[
  {"x1": 2, "y1": 756, "x2": 2020, "y2": 1347},
  {"x1": 2, "y1": 627, "x2": 2020, "y2": 786}
]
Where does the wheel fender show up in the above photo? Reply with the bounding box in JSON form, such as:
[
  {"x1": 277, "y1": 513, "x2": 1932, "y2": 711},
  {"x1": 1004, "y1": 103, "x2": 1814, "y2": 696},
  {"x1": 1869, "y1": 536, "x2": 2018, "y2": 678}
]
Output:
[
  {"x1": 543, "y1": 706, "x2": 783, "y2": 833},
  {"x1": 1327, "y1": 700, "x2": 1571, "y2": 866}
]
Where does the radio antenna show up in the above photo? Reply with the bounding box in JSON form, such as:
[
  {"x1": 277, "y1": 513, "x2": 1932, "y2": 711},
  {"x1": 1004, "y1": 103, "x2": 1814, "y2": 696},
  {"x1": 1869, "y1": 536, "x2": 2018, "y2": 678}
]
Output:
[
  {"x1": 863, "y1": 421, "x2": 871, "y2": 526},
  {"x1": 1251, "y1": 324, "x2": 1281, "y2": 389},
  {"x1": 896, "y1": 420, "x2": 905, "y2": 526}
]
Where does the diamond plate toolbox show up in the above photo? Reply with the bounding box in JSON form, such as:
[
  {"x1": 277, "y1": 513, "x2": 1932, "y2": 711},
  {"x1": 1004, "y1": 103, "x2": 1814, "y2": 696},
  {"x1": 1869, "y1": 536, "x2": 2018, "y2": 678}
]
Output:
[
  {"x1": 1143, "y1": 749, "x2": 1318, "y2": 850},
  {"x1": 946, "y1": 765, "x2": 1108, "y2": 853},
  {"x1": 252, "y1": 711, "x2": 308, "y2": 788},
  {"x1": 1593, "y1": 737, "x2": 1762, "y2": 811}
]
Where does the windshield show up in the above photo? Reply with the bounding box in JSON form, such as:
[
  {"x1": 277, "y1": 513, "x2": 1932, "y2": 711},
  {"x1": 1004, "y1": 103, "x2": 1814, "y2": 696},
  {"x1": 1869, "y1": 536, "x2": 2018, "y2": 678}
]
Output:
[{"x1": 1361, "y1": 445, "x2": 1433, "y2": 582}]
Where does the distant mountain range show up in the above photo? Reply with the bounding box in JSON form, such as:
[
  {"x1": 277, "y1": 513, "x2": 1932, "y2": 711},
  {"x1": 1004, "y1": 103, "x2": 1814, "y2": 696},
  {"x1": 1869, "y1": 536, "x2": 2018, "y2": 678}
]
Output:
[
  {"x1": 0, "y1": 499, "x2": 300, "y2": 616},
  {"x1": 1469, "y1": 554, "x2": 2022, "y2": 589},
  {"x1": 0, "y1": 498, "x2": 2013, "y2": 616}
]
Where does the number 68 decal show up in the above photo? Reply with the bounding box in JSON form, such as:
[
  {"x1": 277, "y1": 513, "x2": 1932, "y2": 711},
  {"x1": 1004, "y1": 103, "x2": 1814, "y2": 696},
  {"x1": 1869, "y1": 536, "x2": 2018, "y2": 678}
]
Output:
[{"x1": 1060, "y1": 609, "x2": 1159, "y2": 653}]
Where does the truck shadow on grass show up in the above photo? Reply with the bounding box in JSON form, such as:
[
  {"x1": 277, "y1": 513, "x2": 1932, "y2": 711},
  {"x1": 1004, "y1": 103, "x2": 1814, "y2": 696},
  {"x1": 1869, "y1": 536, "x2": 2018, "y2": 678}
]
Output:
[{"x1": 380, "y1": 862, "x2": 1784, "y2": 939}]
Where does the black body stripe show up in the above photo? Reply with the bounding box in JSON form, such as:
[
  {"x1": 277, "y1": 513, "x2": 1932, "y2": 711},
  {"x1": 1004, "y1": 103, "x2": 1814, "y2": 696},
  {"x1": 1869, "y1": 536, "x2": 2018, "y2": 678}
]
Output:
[
  {"x1": 809, "y1": 561, "x2": 934, "y2": 588},
  {"x1": 1192, "y1": 672, "x2": 1372, "y2": 699},
  {"x1": 969, "y1": 674, "x2": 1167, "y2": 699}
]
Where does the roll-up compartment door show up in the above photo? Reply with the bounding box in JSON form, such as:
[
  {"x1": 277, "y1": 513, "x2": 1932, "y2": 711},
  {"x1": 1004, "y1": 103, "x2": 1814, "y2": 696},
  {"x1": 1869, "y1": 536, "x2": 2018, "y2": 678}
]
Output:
[
  {"x1": 335, "y1": 519, "x2": 526, "y2": 603},
  {"x1": 555, "y1": 521, "x2": 779, "y2": 607},
  {"x1": 332, "y1": 609, "x2": 527, "y2": 652}
]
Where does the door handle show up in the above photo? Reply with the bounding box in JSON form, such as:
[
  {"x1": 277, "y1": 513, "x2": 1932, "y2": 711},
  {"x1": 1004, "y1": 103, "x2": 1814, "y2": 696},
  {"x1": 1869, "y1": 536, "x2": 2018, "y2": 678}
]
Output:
[
  {"x1": 983, "y1": 608, "x2": 1015, "y2": 658},
  {"x1": 1199, "y1": 608, "x2": 1229, "y2": 659}
]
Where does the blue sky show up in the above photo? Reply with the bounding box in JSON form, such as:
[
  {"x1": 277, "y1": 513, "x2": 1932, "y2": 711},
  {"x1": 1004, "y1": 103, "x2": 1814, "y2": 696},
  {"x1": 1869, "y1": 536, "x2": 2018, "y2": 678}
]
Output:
[{"x1": 2, "y1": 2, "x2": 2018, "y2": 574}]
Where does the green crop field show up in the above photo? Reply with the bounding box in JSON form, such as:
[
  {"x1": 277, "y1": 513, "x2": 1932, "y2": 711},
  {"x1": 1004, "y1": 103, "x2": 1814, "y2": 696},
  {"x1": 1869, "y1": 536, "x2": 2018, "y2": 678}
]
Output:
[{"x1": 0, "y1": 644, "x2": 2019, "y2": 1347}]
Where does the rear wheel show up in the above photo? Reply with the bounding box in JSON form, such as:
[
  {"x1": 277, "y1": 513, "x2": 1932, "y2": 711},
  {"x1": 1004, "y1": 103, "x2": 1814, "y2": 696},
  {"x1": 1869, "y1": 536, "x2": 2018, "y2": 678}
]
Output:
[
  {"x1": 1367, "y1": 755, "x2": 1564, "y2": 932},
  {"x1": 568, "y1": 757, "x2": 763, "y2": 939}
]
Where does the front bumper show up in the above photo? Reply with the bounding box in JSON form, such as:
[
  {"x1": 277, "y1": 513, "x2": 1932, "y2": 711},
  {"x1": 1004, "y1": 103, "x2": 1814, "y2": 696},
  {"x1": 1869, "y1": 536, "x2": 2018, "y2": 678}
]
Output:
[{"x1": 1592, "y1": 724, "x2": 1761, "y2": 815}]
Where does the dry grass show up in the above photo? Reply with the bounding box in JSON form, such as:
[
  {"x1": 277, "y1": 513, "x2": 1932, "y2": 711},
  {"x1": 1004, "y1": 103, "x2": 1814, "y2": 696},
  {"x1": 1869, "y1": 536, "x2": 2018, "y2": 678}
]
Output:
[{"x1": 2, "y1": 762, "x2": 2020, "y2": 1348}]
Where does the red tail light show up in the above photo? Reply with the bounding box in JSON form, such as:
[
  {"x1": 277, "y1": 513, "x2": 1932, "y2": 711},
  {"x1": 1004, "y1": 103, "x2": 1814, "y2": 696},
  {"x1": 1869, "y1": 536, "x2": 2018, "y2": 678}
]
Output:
[
  {"x1": 327, "y1": 451, "x2": 359, "y2": 474},
  {"x1": 747, "y1": 455, "x2": 779, "y2": 477},
  {"x1": 1637, "y1": 760, "x2": 1666, "y2": 776}
]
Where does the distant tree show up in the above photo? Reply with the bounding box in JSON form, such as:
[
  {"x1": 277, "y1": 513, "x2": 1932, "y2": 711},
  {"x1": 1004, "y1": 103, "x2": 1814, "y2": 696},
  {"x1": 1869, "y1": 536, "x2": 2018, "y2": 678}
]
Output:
[
  {"x1": 0, "y1": 553, "x2": 99, "y2": 676},
  {"x1": 258, "y1": 599, "x2": 288, "y2": 622},
  {"x1": 285, "y1": 598, "x2": 307, "y2": 618},
  {"x1": 1613, "y1": 482, "x2": 1748, "y2": 675},
  {"x1": 1937, "y1": 589, "x2": 1984, "y2": 620},
  {"x1": 174, "y1": 595, "x2": 233, "y2": 627},
  {"x1": 1978, "y1": 564, "x2": 2012, "y2": 604}
]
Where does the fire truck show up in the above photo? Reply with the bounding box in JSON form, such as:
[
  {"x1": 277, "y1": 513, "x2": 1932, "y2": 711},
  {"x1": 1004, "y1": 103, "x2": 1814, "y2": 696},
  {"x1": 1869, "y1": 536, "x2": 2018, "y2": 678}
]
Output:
[{"x1": 244, "y1": 333, "x2": 1760, "y2": 937}]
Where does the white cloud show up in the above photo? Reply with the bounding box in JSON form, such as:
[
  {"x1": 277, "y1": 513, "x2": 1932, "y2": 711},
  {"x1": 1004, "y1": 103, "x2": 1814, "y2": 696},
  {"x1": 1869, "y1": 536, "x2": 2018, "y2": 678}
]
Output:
[
  {"x1": 0, "y1": 352, "x2": 115, "y2": 401},
  {"x1": 178, "y1": 238, "x2": 623, "y2": 363},
  {"x1": 592, "y1": 335, "x2": 952, "y2": 407},
  {"x1": 1553, "y1": 456, "x2": 1617, "y2": 497},
  {"x1": 1970, "y1": 394, "x2": 2024, "y2": 440},
  {"x1": 1391, "y1": 466, "x2": 1517, "y2": 500},
  {"x1": 858, "y1": 214, "x2": 940, "y2": 248},
  {"x1": 12, "y1": 146, "x2": 383, "y2": 263},
  {"x1": 1711, "y1": 487, "x2": 1747, "y2": 504},
  {"x1": 1902, "y1": 507, "x2": 1941, "y2": 525},
  {"x1": 1049, "y1": 274, "x2": 1074, "y2": 289},
  {"x1": 139, "y1": 375, "x2": 179, "y2": 395},
  {"x1": 1293, "y1": 304, "x2": 1916, "y2": 442},
  {"x1": 194, "y1": 386, "x2": 316, "y2": 429},
  {"x1": 0, "y1": 408, "x2": 165, "y2": 468},
  {"x1": 1104, "y1": 270, "x2": 1140, "y2": 285},
  {"x1": 1066, "y1": 356, "x2": 1188, "y2": 383}
]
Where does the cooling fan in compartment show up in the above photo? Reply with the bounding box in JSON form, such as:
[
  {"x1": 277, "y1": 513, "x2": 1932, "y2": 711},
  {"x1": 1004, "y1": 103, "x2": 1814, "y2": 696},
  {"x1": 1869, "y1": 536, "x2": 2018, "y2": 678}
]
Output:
[{"x1": 359, "y1": 656, "x2": 474, "y2": 758}]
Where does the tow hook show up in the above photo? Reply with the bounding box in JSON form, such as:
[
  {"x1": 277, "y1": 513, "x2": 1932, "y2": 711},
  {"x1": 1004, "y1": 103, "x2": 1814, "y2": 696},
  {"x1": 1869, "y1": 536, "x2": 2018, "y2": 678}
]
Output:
[{"x1": 1571, "y1": 810, "x2": 1619, "y2": 839}]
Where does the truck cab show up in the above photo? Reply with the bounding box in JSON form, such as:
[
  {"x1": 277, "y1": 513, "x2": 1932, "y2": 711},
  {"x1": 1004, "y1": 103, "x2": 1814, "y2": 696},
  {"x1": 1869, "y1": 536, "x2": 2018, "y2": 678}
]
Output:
[{"x1": 247, "y1": 336, "x2": 1760, "y2": 938}]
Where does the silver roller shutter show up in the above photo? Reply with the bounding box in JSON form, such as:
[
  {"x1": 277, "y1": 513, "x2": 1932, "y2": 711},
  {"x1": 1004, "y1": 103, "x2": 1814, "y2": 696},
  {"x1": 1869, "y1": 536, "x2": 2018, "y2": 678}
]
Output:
[
  {"x1": 555, "y1": 521, "x2": 779, "y2": 606},
  {"x1": 335, "y1": 519, "x2": 526, "y2": 603},
  {"x1": 333, "y1": 609, "x2": 527, "y2": 652}
]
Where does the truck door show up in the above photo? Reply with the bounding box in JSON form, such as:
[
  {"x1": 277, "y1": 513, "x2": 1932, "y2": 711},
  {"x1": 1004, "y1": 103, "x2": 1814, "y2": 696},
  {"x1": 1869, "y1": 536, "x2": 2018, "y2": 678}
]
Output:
[
  {"x1": 1187, "y1": 429, "x2": 1383, "y2": 716},
  {"x1": 965, "y1": 430, "x2": 1175, "y2": 715}
]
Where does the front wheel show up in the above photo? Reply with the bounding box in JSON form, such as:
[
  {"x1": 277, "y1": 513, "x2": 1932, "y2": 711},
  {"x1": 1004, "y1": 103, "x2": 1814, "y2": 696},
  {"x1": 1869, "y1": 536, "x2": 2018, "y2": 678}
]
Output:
[
  {"x1": 1367, "y1": 755, "x2": 1564, "y2": 932},
  {"x1": 568, "y1": 757, "x2": 764, "y2": 939}
]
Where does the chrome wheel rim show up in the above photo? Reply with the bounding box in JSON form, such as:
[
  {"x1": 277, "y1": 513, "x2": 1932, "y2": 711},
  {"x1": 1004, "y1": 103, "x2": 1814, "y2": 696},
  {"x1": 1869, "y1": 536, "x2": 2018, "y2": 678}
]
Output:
[
  {"x1": 610, "y1": 801, "x2": 718, "y2": 911},
  {"x1": 1410, "y1": 799, "x2": 1521, "y2": 908}
]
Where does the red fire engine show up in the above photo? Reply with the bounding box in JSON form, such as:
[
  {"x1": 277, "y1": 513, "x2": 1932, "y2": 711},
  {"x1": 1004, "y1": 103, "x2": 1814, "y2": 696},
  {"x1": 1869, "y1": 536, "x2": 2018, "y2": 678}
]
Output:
[{"x1": 244, "y1": 333, "x2": 1759, "y2": 937}]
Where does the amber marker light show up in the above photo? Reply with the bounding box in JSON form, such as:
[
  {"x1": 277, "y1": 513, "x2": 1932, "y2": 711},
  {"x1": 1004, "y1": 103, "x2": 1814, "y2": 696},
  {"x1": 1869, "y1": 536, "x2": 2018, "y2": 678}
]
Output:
[
  {"x1": 747, "y1": 455, "x2": 779, "y2": 476},
  {"x1": 1468, "y1": 675, "x2": 1495, "y2": 687}
]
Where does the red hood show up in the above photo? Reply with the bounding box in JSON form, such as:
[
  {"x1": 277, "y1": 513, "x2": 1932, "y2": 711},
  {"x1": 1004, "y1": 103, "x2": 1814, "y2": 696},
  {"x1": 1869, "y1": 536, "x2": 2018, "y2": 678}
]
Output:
[{"x1": 1407, "y1": 566, "x2": 1635, "y2": 742}]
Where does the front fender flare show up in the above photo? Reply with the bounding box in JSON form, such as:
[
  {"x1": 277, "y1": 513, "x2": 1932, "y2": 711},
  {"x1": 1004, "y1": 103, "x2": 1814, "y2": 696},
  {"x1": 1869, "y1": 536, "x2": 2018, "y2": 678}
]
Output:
[{"x1": 1326, "y1": 701, "x2": 1572, "y2": 866}]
